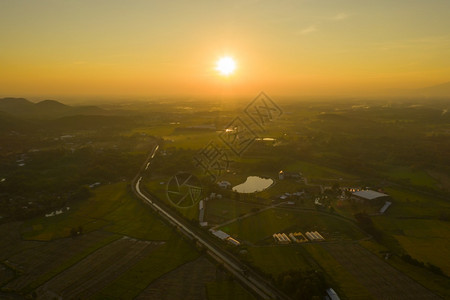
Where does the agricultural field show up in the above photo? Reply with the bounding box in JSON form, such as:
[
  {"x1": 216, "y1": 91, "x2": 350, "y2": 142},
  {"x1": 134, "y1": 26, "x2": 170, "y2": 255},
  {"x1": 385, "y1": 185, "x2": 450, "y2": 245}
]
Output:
[
  {"x1": 284, "y1": 161, "x2": 358, "y2": 183},
  {"x1": 382, "y1": 187, "x2": 450, "y2": 217},
  {"x1": 21, "y1": 182, "x2": 173, "y2": 241},
  {"x1": 220, "y1": 208, "x2": 365, "y2": 244},
  {"x1": 245, "y1": 246, "x2": 314, "y2": 277},
  {"x1": 381, "y1": 167, "x2": 439, "y2": 190},
  {"x1": 206, "y1": 198, "x2": 263, "y2": 225},
  {"x1": 360, "y1": 240, "x2": 450, "y2": 299},
  {"x1": 4, "y1": 231, "x2": 119, "y2": 293},
  {"x1": 206, "y1": 280, "x2": 256, "y2": 300},
  {"x1": 36, "y1": 237, "x2": 161, "y2": 299},
  {"x1": 0, "y1": 182, "x2": 253, "y2": 299},
  {"x1": 373, "y1": 217, "x2": 450, "y2": 275},
  {"x1": 321, "y1": 243, "x2": 440, "y2": 300},
  {"x1": 304, "y1": 243, "x2": 373, "y2": 300},
  {"x1": 135, "y1": 256, "x2": 254, "y2": 300}
]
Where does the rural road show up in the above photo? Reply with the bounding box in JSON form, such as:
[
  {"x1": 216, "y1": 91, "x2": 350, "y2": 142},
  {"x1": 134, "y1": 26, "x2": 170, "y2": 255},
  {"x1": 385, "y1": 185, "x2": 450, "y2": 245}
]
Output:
[{"x1": 132, "y1": 145, "x2": 289, "y2": 300}]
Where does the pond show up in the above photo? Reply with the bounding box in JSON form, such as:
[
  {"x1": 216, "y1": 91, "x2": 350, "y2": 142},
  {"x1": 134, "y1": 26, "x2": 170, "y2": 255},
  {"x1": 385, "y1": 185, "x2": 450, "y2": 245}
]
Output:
[{"x1": 232, "y1": 176, "x2": 273, "y2": 193}]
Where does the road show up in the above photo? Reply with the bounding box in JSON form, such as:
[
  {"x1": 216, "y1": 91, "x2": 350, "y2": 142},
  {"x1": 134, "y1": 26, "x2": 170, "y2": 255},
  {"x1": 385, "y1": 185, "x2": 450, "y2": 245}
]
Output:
[{"x1": 132, "y1": 145, "x2": 288, "y2": 300}]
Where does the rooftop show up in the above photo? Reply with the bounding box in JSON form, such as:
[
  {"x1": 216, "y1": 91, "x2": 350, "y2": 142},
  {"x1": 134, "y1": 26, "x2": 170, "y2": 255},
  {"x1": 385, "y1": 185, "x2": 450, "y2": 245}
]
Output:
[{"x1": 352, "y1": 190, "x2": 389, "y2": 200}]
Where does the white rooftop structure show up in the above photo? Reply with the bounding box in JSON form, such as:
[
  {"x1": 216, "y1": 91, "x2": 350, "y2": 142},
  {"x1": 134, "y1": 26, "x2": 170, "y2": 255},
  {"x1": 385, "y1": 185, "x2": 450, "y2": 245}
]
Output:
[
  {"x1": 379, "y1": 201, "x2": 392, "y2": 214},
  {"x1": 211, "y1": 230, "x2": 230, "y2": 240},
  {"x1": 218, "y1": 181, "x2": 231, "y2": 189},
  {"x1": 352, "y1": 190, "x2": 389, "y2": 200}
]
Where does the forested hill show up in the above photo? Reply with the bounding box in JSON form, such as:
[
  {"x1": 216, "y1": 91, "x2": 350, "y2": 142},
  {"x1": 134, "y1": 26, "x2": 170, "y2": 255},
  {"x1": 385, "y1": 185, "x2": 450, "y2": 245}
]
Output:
[{"x1": 0, "y1": 97, "x2": 106, "y2": 118}]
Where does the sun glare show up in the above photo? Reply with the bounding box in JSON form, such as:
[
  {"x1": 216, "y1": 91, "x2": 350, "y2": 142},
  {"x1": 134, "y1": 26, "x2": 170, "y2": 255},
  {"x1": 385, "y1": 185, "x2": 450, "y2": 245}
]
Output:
[{"x1": 216, "y1": 56, "x2": 236, "y2": 76}]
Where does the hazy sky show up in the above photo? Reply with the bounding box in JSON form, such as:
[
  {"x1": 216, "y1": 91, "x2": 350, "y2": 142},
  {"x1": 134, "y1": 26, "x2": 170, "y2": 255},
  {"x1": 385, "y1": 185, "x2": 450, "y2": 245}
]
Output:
[{"x1": 1, "y1": 0, "x2": 450, "y2": 99}]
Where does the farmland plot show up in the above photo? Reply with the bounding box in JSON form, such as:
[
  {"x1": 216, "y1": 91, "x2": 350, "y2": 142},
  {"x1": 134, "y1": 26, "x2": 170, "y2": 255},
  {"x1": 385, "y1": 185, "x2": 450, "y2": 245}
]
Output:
[
  {"x1": 135, "y1": 256, "x2": 216, "y2": 300},
  {"x1": 323, "y1": 243, "x2": 440, "y2": 300},
  {"x1": 4, "y1": 231, "x2": 116, "y2": 292},
  {"x1": 36, "y1": 236, "x2": 162, "y2": 299},
  {"x1": 0, "y1": 222, "x2": 41, "y2": 261}
]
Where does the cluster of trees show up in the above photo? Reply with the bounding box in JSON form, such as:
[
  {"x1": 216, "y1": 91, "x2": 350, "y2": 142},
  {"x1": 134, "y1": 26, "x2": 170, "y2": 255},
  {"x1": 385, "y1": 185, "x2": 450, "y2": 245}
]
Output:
[
  {"x1": 354, "y1": 212, "x2": 382, "y2": 241},
  {"x1": 275, "y1": 269, "x2": 327, "y2": 300},
  {"x1": 70, "y1": 226, "x2": 84, "y2": 237},
  {"x1": 401, "y1": 254, "x2": 446, "y2": 277}
]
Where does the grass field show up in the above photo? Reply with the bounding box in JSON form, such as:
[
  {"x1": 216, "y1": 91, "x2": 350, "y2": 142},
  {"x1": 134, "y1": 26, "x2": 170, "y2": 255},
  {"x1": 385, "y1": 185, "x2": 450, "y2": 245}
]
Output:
[
  {"x1": 164, "y1": 131, "x2": 218, "y2": 150},
  {"x1": 22, "y1": 182, "x2": 173, "y2": 241},
  {"x1": 373, "y1": 216, "x2": 450, "y2": 275},
  {"x1": 36, "y1": 237, "x2": 161, "y2": 299},
  {"x1": 27, "y1": 232, "x2": 121, "y2": 292},
  {"x1": 304, "y1": 244, "x2": 373, "y2": 300},
  {"x1": 321, "y1": 243, "x2": 440, "y2": 300},
  {"x1": 206, "y1": 198, "x2": 263, "y2": 224},
  {"x1": 383, "y1": 187, "x2": 450, "y2": 217},
  {"x1": 284, "y1": 161, "x2": 357, "y2": 181},
  {"x1": 4, "y1": 231, "x2": 120, "y2": 293},
  {"x1": 91, "y1": 238, "x2": 199, "y2": 299},
  {"x1": 382, "y1": 167, "x2": 439, "y2": 189},
  {"x1": 206, "y1": 279, "x2": 256, "y2": 300},
  {"x1": 246, "y1": 246, "x2": 314, "y2": 277},
  {"x1": 360, "y1": 239, "x2": 450, "y2": 299},
  {"x1": 220, "y1": 208, "x2": 365, "y2": 243},
  {"x1": 144, "y1": 176, "x2": 200, "y2": 220}
]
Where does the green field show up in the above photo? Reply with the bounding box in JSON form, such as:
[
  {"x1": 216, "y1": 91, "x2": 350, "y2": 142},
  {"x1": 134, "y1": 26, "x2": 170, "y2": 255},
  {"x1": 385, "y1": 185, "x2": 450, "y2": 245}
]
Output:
[
  {"x1": 206, "y1": 280, "x2": 256, "y2": 300},
  {"x1": 373, "y1": 216, "x2": 450, "y2": 275},
  {"x1": 360, "y1": 240, "x2": 450, "y2": 299},
  {"x1": 285, "y1": 161, "x2": 357, "y2": 181},
  {"x1": 246, "y1": 246, "x2": 313, "y2": 277},
  {"x1": 164, "y1": 131, "x2": 218, "y2": 150},
  {"x1": 383, "y1": 187, "x2": 450, "y2": 217},
  {"x1": 382, "y1": 167, "x2": 439, "y2": 189},
  {"x1": 304, "y1": 244, "x2": 373, "y2": 300},
  {"x1": 8, "y1": 182, "x2": 262, "y2": 298},
  {"x1": 144, "y1": 177, "x2": 200, "y2": 220},
  {"x1": 220, "y1": 208, "x2": 365, "y2": 243},
  {"x1": 22, "y1": 182, "x2": 174, "y2": 241},
  {"x1": 206, "y1": 198, "x2": 263, "y2": 224},
  {"x1": 92, "y1": 238, "x2": 199, "y2": 299}
]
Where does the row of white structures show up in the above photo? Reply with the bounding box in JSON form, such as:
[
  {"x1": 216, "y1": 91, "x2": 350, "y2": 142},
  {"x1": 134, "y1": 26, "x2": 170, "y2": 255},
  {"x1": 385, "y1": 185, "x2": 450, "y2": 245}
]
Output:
[
  {"x1": 210, "y1": 229, "x2": 241, "y2": 246},
  {"x1": 273, "y1": 231, "x2": 325, "y2": 244}
]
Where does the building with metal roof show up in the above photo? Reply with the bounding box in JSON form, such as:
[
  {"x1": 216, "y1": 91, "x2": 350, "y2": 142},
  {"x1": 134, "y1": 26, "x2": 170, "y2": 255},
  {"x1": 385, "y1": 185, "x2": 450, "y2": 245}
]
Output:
[{"x1": 351, "y1": 190, "x2": 390, "y2": 204}]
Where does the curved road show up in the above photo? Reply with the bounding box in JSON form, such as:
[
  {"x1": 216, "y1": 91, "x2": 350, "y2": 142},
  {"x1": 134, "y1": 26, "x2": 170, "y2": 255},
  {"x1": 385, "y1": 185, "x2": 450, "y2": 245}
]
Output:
[{"x1": 132, "y1": 145, "x2": 288, "y2": 300}]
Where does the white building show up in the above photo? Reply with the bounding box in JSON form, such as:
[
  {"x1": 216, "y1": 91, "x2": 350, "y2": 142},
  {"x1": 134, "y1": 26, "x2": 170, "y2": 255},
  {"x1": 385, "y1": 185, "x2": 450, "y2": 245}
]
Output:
[{"x1": 218, "y1": 181, "x2": 231, "y2": 189}]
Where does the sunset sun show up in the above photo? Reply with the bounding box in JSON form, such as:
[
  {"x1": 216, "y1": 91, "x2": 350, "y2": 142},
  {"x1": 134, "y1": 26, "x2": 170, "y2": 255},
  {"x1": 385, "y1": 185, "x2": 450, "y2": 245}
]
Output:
[{"x1": 216, "y1": 56, "x2": 236, "y2": 76}]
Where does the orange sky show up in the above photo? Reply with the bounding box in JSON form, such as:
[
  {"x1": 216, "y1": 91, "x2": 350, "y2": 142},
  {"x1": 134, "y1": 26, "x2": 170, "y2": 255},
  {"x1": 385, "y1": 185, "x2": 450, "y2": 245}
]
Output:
[{"x1": 1, "y1": 0, "x2": 450, "y2": 100}]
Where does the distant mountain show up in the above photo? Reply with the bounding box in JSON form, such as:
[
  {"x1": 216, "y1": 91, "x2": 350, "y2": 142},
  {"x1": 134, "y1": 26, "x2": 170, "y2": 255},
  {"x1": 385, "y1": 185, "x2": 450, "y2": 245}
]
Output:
[
  {"x1": 0, "y1": 98, "x2": 36, "y2": 115},
  {"x1": 0, "y1": 97, "x2": 107, "y2": 118},
  {"x1": 0, "y1": 111, "x2": 34, "y2": 132},
  {"x1": 416, "y1": 82, "x2": 450, "y2": 98},
  {"x1": 381, "y1": 82, "x2": 450, "y2": 98}
]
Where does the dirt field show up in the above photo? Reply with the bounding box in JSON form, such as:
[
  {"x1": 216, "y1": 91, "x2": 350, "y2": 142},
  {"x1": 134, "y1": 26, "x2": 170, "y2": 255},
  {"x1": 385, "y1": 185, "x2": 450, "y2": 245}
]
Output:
[
  {"x1": 36, "y1": 236, "x2": 162, "y2": 299},
  {"x1": 323, "y1": 243, "x2": 441, "y2": 300},
  {"x1": 135, "y1": 256, "x2": 217, "y2": 300}
]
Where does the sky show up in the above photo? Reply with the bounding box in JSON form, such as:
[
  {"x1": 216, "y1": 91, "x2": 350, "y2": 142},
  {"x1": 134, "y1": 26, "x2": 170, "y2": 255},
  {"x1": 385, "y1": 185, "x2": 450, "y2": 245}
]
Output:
[{"x1": 1, "y1": 0, "x2": 450, "y2": 100}]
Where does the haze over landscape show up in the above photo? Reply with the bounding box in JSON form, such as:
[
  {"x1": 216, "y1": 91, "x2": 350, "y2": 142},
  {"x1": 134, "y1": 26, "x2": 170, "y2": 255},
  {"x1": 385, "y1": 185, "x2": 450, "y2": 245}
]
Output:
[
  {"x1": 1, "y1": 1, "x2": 450, "y2": 300},
  {"x1": 1, "y1": 0, "x2": 450, "y2": 100}
]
